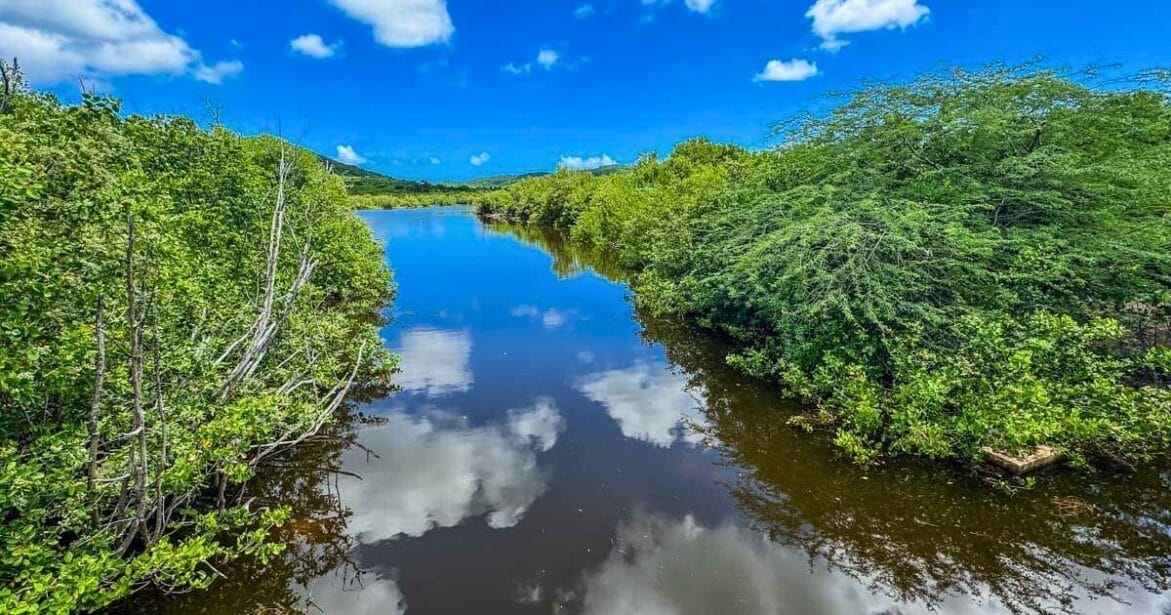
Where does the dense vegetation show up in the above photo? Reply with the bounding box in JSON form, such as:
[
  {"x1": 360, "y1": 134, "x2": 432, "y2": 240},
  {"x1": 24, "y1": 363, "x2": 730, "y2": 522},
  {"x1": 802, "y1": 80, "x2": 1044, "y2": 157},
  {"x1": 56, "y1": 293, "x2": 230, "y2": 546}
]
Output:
[
  {"x1": 477, "y1": 66, "x2": 1171, "y2": 466},
  {"x1": 350, "y1": 190, "x2": 483, "y2": 209},
  {"x1": 0, "y1": 73, "x2": 394, "y2": 613}
]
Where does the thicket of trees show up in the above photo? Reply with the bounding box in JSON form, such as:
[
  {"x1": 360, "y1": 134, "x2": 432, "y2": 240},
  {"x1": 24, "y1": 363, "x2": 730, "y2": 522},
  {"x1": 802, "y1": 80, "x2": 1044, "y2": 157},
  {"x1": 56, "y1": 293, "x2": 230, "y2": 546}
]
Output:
[
  {"x1": 477, "y1": 66, "x2": 1171, "y2": 465},
  {"x1": 0, "y1": 72, "x2": 395, "y2": 612}
]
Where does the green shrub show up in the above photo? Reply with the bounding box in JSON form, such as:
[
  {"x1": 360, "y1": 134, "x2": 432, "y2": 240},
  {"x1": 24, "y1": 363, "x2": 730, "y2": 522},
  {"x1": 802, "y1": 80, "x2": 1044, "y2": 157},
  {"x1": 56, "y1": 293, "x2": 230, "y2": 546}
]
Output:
[
  {"x1": 478, "y1": 65, "x2": 1171, "y2": 465},
  {"x1": 0, "y1": 85, "x2": 394, "y2": 612}
]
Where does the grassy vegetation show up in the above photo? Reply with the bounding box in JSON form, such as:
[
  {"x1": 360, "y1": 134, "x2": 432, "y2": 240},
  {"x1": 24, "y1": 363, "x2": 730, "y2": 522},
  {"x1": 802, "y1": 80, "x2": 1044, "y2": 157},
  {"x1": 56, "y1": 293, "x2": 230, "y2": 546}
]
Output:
[
  {"x1": 0, "y1": 75, "x2": 395, "y2": 612},
  {"x1": 476, "y1": 65, "x2": 1171, "y2": 466}
]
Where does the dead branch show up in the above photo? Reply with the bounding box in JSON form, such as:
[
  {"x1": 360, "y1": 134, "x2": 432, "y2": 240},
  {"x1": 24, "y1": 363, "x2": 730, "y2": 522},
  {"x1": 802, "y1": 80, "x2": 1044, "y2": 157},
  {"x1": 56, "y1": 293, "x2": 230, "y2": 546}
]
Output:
[
  {"x1": 151, "y1": 290, "x2": 169, "y2": 543},
  {"x1": 218, "y1": 147, "x2": 319, "y2": 400},
  {"x1": 87, "y1": 295, "x2": 105, "y2": 505},
  {"x1": 250, "y1": 341, "x2": 367, "y2": 466}
]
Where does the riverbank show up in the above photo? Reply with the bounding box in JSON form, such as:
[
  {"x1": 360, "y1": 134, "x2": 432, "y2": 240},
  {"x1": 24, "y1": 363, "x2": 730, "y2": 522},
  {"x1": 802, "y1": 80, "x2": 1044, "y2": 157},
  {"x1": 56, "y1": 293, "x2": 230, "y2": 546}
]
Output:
[
  {"x1": 473, "y1": 65, "x2": 1171, "y2": 467},
  {"x1": 0, "y1": 86, "x2": 395, "y2": 612}
]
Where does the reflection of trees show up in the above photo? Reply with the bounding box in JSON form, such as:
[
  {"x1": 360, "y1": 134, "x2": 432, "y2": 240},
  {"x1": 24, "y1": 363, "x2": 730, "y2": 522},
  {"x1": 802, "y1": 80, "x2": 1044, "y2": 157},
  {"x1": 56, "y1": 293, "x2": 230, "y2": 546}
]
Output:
[
  {"x1": 498, "y1": 222, "x2": 1171, "y2": 614},
  {"x1": 483, "y1": 220, "x2": 630, "y2": 282},
  {"x1": 112, "y1": 406, "x2": 377, "y2": 614},
  {"x1": 644, "y1": 315, "x2": 1171, "y2": 614}
]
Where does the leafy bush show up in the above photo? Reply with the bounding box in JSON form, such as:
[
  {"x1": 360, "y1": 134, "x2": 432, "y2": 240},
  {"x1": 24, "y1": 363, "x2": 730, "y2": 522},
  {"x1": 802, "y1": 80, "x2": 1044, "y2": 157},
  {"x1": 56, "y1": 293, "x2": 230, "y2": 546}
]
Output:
[
  {"x1": 0, "y1": 84, "x2": 394, "y2": 612},
  {"x1": 477, "y1": 65, "x2": 1171, "y2": 465}
]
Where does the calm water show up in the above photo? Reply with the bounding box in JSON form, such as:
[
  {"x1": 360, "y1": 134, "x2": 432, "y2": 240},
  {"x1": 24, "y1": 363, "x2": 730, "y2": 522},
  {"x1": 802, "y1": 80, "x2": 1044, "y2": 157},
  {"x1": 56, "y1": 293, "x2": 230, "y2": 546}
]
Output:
[{"x1": 134, "y1": 206, "x2": 1171, "y2": 614}]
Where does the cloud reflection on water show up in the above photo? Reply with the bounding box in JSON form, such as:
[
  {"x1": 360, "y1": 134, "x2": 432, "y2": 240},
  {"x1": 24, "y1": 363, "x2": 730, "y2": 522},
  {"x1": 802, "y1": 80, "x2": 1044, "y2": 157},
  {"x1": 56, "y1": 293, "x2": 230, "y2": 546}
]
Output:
[
  {"x1": 302, "y1": 572, "x2": 408, "y2": 615},
  {"x1": 577, "y1": 361, "x2": 708, "y2": 448},
  {"x1": 393, "y1": 327, "x2": 473, "y2": 396},
  {"x1": 510, "y1": 304, "x2": 576, "y2": 330},
  {"x1": 338, "y1": 399, "x2": 564, "y2": 542},
  {"x1": 571, "y1": 513, "x2": 901, "y2": 615}
]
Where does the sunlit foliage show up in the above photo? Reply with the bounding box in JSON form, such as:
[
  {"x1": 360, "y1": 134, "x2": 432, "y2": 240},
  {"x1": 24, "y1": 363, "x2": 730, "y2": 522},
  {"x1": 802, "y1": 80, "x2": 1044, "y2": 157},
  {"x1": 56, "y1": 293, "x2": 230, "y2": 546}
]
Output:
[
  {"x1": 477, "y1": 65, "x2": 1171, "y2": 465},
  {"x1": 0, "y1": 82, "x2": 394, "y2": 612}
]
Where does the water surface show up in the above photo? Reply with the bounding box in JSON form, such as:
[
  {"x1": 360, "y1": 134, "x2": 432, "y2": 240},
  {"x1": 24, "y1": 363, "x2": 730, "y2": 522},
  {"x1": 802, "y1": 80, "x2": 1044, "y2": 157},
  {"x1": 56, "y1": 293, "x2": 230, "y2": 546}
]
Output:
[{"x1": 137, "y1": 206, "x2": 1171, "y2": 614}]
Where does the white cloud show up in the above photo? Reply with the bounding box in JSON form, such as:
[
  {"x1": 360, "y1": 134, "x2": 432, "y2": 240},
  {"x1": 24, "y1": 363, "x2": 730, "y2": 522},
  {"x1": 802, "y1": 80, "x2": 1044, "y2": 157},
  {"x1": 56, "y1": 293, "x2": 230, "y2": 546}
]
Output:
[
  {"x1": 574, "y1": 4, "x2": 596, "y2": 18},
  {"x1": 559, "y1": 154, "x2": 616, "y2": 170},
  {"x1": 428, "y1": 156, "x2": 441, "y2": 164},
  {"x1": 328, "y1": 0, "x2": 453, "y2": 48},
  {"x1": 502, "y1": 62, "x2": 532, "y2": 75},
  {"x1": 504, "y1": 49, "x2": 564, "y2": 76},
  {"x1": 806, "y1": 0, "x2": 930, "y2": 51},
  {"x1": 469, "y1": 152, "x2": 491, "y2": 166},
  {"x1": 577, "y1": 361, "x2": 708, "y2": 448},
  {"x1": 394, "y1": 327, "x2": 472, "y2": 396},
  {"x1": 290, "y1": 33, "x2": 339, "y2": 59},
  {"x1": 336, "y1": 144, "x2": 368, "y2": 166},
  {"x1": 338, "y1": 401, "x2": 564, "y2": 542},
  {"x1": 753, "y1": 58, "x2": 818, "y2": 82},
  {"x1": 193, "y1": 60, "x2": 243, "y2": 84},
  {"x1": 642, "y1": 0, "x2": 716, "y2": 14},
  {"x1": 537, "y1": 49, "x2": 560, "y2": 69},
  {"x1": 684, "y1": 0, "x2": 717, "y2": 13},
  {"x1": 0, "y1": 0, "x2": 241, "y2": 85}
]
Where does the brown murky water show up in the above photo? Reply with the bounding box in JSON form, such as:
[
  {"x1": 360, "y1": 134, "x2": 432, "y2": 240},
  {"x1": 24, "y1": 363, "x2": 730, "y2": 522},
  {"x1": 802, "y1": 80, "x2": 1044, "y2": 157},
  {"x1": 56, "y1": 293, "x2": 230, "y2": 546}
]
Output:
[{"x1": 126, "y1": 206, "x2": 1171, "y2": 614}]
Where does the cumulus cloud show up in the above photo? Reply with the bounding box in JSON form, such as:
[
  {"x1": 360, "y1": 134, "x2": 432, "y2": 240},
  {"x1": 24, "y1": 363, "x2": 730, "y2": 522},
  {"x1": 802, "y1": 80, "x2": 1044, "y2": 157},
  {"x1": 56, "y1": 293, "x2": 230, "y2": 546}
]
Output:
[
  {"x1": 504, "y1": 49, "x2": 563, "y2": 75},
  {"x1": 753, "y1": 58, "x2": 818, "y2": 82},
  {"x1": 428, "y1": 156, "x2": 441, "y2": 164},
  {"x1": 574, "y1": 4, "x2": 596, "y2": 18},
  {"x1": 393, "y1": 327, "x2": 472, "y2": 396},
  {"x1": 502, "y1": 62, "x2": 531, "y2": 75},
  {"x1": 0, "y1": 0, "x2": 241, "y2": 85},
  {"x1": 336, "y1": 144, "x2": 368, "y2": 166},
  {"x1": 537, "y1": 49, "x2": 560, "y2": 69},
  {"x1": 684, "y1": 0, "x2": 717, "y2": 13},
  {"x1": 193, "y1": 60, "x2": 243, "y2": 84},
  {"x1": 577, "y1": 361, "x2": 708, "y2": 448},
  {"x1": 328, "y1": 0, "x2": 453, "y2": 48},
  {"x1": 290, "y1": 33, "x2": 339, "y2": 58},
  {"x1": 642, "y1": 0, "x2": 716, "y2": 14},
  {"x1": 806, "y1": 0, "x2": 930, "y2": 51},
  {"x1": 338, "y1": 401, "x2": 564, "y2": 542},
  {"x1": 559, "y1": 154, "x2": 616, "y2": 170},
  {"x1": 469, "y1": 152, "x2": 491, "y2": 166}
]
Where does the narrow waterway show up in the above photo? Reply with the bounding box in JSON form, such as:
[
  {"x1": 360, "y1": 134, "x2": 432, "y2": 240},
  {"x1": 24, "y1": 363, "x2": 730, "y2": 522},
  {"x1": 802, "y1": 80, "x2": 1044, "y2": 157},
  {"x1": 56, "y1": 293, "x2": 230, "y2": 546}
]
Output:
[{"x1": 138, "y1": 206, "x2": 1171, "y2": 614}]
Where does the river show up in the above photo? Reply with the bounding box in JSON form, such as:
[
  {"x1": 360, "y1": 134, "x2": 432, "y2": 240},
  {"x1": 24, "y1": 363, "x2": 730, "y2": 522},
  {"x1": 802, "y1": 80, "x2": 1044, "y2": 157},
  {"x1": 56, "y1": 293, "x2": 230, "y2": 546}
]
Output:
[{"x1": 132, "y1": 206, "x2": 1171, "y2": 614}]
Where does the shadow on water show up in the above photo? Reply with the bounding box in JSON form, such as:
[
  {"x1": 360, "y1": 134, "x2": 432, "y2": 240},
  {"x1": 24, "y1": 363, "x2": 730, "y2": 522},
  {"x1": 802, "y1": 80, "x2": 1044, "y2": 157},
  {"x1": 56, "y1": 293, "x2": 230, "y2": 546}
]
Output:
[{"x1": 491, "y1": 220, "x2": 1171, "y2": 615}]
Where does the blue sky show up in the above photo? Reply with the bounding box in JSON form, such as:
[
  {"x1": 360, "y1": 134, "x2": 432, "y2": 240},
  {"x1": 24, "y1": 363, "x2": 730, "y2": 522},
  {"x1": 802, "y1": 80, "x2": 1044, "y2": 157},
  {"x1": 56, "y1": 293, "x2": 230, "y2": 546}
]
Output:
[{"x1": 3, "y1": 1, "x2": 1170, "y2": 181}]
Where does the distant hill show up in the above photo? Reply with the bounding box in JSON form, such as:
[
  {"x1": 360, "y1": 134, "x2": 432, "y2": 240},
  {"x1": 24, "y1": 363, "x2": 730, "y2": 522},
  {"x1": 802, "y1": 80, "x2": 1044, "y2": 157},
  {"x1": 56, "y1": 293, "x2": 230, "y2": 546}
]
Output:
[
  {"x1": 460, "y1": 165, "x2": 626, "y2": 189},
  {"x1": 319, "y1": 155, "x2": 468, "y2": 195},
  {"x1": 460, "y1": 172, "x2": 550, "y2": 189},
  {"x1": 319, "y1": 152, "x2": 626, "y2": 193}
]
